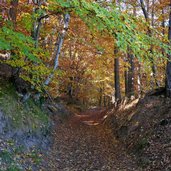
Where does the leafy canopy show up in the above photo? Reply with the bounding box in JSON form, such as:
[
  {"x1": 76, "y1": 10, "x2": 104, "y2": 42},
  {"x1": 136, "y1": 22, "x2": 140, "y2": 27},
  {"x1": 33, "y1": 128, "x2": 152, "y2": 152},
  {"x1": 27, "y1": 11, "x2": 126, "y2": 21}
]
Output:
[{"x1": 52, "y1": 0, "x2": 171, "y2": 59}]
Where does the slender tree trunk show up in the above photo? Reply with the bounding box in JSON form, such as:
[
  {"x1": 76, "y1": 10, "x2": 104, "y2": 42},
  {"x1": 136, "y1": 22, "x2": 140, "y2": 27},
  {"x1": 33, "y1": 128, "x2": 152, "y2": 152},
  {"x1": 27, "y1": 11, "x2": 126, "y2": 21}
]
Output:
[
  {"x1": 125, "y1": 67, "x2": 128, "y2": 97},
  {"x1": 161, "y1": 8, "x2": 165, "y2": 36},
  {"x1": 68, "y1": 77, "x2": 73, "y2": 99},
  {"x1": 132, "y1": 3, "x2": 141, "y2": 97},
  {"x1": 139, "y1": 0, "x2": 159, "y2": 87},
  {"x1": 166, "y1": 4, "x2": 171, "y2": 97},
  {"x1": 9, "y1": 0, "x2": 18, "y2": 27},
  {"x1": 139, "y1": 0, "x2": 148, "y2": 21},
  {"x1": 151, "y1": 0, "x2": 154, "y2": 26},
  {"x1": 99, "y1": 87, "x2": 103, "y2": 106},
  {"x1": 151, "y1": 0, "x2": 160, "y2": 87},
  {"x1": 103, "y1": 95, "x2": 106, "y2": 107},
  {"x1": 44, "y1": 13, "x2": 70, "y2": 86},
  {"x1": 32, "y1": 0, "x2": 48, "y2": 48},
  {"x1": 124, "y1": 56, "x2": 128, "y2": 97},
  {"x1": 160, "y1": 3, "x2": 166, "y2": 79},
  {"x1": 35, "y1": 20, "x2": 42, "y2": 48},
  {"x1": 127, "y1": 52, "x2": 135, "y2": 97},
  {"x1": 113, "y1": 0, "x2": 121, "y2": 103},
  {"x1": 114, "y1": 48, "x2": 121, "y2": 101},
  {"x1": 137, "y1": 62, "x2": 142, "y2": 97}
]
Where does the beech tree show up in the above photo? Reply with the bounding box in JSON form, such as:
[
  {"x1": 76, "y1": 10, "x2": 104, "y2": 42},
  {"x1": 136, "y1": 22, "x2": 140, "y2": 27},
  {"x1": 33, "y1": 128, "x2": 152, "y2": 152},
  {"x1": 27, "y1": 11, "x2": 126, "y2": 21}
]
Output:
[
  {"x1": 166, "y1": 3, "x2": 171, "y2": 97},
  {"x1": 0, "y1": 0, "x2": 171, "y2": 106}
]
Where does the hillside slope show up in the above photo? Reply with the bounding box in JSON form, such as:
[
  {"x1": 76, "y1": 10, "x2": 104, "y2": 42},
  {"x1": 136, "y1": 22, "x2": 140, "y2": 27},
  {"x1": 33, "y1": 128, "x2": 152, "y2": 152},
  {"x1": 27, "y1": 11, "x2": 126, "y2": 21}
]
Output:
[
  {"x1": 108, "y1": 95, "x2": 171, "y2": 170},
  {"x1": 0, "y1": 79, "x2": 52, "y2": 170}
]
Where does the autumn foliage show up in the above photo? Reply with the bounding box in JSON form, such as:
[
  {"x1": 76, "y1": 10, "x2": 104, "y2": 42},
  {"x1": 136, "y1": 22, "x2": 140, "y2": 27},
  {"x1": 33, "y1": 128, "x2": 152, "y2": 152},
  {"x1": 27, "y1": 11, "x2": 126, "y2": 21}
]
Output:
[{"x1": 0, "y1": 0, "x2": 171, "y2": 106}]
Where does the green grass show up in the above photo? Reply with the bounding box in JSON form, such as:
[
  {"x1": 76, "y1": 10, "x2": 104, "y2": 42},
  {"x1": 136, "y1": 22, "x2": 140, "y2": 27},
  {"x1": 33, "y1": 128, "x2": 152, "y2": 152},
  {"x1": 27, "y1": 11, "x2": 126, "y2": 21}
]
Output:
[
  {"x1": 0, "y1": 79, "x2": 49, "y2": 131},
  {"x1": 6, "y1": 166, "x2": 21, "y2": 171},
  {"x1": 0, "y1": 150, "x2": 13, "y2": 163},
  {"x1": 0, "y1": 149, "x2": 21, "y2": 171}
]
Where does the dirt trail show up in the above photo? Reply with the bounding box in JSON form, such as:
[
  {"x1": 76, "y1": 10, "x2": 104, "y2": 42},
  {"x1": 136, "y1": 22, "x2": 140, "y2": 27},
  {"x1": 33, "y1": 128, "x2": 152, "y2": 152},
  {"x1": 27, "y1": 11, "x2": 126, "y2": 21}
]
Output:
[{"x1": 42, "y1": 110, "x2": 141, "y2": 171}]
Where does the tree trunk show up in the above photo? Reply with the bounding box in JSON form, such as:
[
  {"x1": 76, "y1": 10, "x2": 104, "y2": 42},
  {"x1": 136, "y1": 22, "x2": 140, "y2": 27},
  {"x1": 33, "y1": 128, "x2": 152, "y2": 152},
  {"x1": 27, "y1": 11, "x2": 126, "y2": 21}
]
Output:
[
  {"x1": 99, "y1": 87, "x2": 103, "y2": 106},
  {"x1": 35, "y1": 19, "x2": 42, "y2": 48},
  {"x1": 166, "y1": 5, "x2": 171, "y2": 97},
  {"x1": 127, "y1": 52, "x2": 135, "y2": 97},
  {"x1": 161, "y1": 7, "x2": 165, "y2": 36},
  {"x1": 114, "y1": 49, "x2": 121, "y2": 101},
  {"x1": 44, "y1": 13, "x2": 70, "y2": 86},
  {"x1": 68, "y1": 77, "x2": 73, "y2": 99},
  {"x1": 137, "y1": 62, "x2": 142, "y2": 97},
  {"x1": 124, "y1": 56, "x2": 128, "y2": 97},
  {"x1": 113, "y1": 0, "x2": 121, "y2": 103},
  {"x1": 9, "y1": 0, "x2": 18, "y2": 27},
  {"x1": 140, "y1": 0, "x2": 159, "y2": 87},
  {"x1": 125, "y1": 68, "x2": 128, "y2": 97},
  {"x1": 32, "y1": 0, "x2": 48, "y2": 48}
]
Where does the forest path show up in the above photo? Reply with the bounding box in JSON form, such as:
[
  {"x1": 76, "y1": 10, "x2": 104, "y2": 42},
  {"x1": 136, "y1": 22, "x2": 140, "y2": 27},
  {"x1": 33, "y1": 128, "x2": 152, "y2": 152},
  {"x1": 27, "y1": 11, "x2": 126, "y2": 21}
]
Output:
[{"x1": 42, "y1": 109, "x2": 141, "y2": 171}]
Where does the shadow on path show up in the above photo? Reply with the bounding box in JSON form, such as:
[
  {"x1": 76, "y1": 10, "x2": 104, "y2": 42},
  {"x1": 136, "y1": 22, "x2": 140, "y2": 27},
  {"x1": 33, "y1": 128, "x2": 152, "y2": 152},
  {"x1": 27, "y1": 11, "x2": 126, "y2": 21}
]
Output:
[{"x1": 42, "y1": 108, "x2": 141, "y2": 171}]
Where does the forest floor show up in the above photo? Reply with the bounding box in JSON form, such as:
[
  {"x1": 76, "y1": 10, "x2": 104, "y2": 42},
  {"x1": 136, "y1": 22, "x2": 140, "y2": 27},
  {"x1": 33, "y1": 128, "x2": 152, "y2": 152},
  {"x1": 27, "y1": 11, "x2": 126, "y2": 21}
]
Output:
[
  {"x1": 2, "y1": 77, "x2": 170, "y2": 171},
  {"x1": 41, "y1": 109, "x2": 141, "y2": 171}
]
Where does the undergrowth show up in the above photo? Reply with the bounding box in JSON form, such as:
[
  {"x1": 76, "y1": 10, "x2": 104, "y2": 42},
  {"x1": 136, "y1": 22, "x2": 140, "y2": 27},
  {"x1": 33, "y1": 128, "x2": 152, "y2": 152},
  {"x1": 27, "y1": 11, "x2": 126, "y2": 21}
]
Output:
[
  {"x1": 0, "y1": 79, "x2": 49, "y2": 130},
  {"x1": 0, "y1": 139, "x2": 43, "y2": 171}
]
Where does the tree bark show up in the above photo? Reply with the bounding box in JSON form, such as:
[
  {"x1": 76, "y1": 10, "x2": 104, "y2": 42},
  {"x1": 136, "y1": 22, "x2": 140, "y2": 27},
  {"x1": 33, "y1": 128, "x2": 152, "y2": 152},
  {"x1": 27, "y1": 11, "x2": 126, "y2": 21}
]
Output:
[
  {"x1": 127, "y1": 52, "x2": 135, "y2": 97},
  {"x1": 161, "y1": 7, "x2": 165, "y2": 35},
  {"x1": 139, "y1": 0, "x2": 159, "y2": 87},
  {"x1": 139, "y1": 0, "x2": 148, "y2": 21},
  {"x1": 9, "y1": 0, "x2": 18, "y2": 27},
  {"x1": 125, "y1": 67, "x2": 128, "y2": 97},
  {"x1": 44, "y1": 13, "x2": 70, "y2": 86},
  {"x1": 114, "y1": 48, "x2": 121, "y2": 101},
  {"x1": 32, "y1": 1, "x2": 48, "y2": 48},
  {"x1": 137, "y1": 62, "x2": 142, "y2": 97},
  {"x1": 166, "y1": 4, "x2": 171, "y2": 97},
  {"x1": 99, "y1": 87, "x2": 103, "y2": 106}
]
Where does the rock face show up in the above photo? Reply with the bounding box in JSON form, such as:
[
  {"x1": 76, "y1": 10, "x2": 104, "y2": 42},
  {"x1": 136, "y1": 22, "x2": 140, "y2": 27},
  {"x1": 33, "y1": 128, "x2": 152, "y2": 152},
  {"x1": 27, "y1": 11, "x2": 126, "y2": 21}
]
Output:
[{"x1": 0, "y1": 109, "x2": 52, "y2": 151}]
